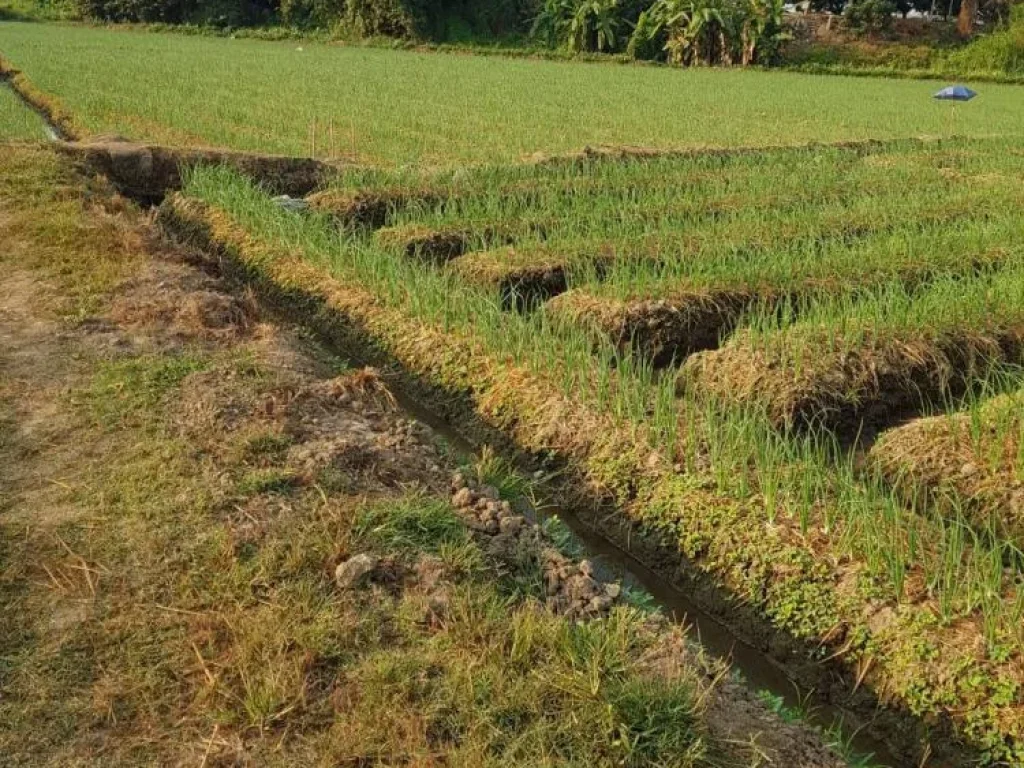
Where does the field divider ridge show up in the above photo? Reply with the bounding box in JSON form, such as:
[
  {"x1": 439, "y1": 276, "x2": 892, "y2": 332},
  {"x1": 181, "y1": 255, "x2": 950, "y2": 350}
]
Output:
[
  {"x1": 681, "y1": 305, "x2": 1024, "y2": 435},
  {"x1": 0, "y1": 52, "x2": 84, "y2": 140},
  {"x1": 867, "y1": 388, "x2": 1024, "y2": 549}
]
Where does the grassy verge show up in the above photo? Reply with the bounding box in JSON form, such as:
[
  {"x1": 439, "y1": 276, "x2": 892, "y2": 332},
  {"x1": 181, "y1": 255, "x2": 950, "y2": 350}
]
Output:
[{"x1": 166, "y1": 164, "x2": 1024, "y2": 764}]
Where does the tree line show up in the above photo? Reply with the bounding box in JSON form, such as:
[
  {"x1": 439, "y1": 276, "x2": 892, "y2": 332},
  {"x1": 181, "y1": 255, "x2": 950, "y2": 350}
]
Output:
[{"x1": 64, "y1": 0, "x2": 1011, "y2": 54}]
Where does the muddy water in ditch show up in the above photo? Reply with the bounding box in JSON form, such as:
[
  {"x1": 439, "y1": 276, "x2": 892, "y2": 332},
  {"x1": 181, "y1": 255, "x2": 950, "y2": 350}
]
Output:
[{"x1": 387, "y1": 389, "x2": 899, "y2": 768}]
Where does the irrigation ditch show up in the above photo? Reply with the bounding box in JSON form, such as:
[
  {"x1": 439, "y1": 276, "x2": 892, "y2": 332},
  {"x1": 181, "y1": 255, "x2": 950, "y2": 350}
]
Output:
[{"x1": 3, "y1": 65, "x2": 1010, "y2": 765}]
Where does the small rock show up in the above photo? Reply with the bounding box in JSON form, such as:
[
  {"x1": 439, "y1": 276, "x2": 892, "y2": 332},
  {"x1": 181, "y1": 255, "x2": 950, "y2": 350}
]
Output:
[
  {"x1": 541, "y1": 547, "x2": 562, "y2": 565},
  {"x1": 960, "y1": 462, "x2": 979, "y2": 477},
  {"x1": 451, "y1": 472, "x2": 467, "y2": 490},
  {"x1": 866, "y1": 604, "x2": 897, "y2": 635},
  {"x1": 480, "y1": 485, "x2": 500, "y2": 501},
  {"x1": 565, "y1": 573, "x2": 600, "y2": 604},
  {"x1": 579, "y1": 560, "x2": 594, "y2": 577},
  {"x1": 1010, "y1": 489, "x2": 1023, "y2": 515},
  {"x1": 272, "y1": 195, "x2": 309, "y2": 213},
  {"x1": 335, "y1": 553, "x2": 378, "y2": 589},
  {"x1": 483, "y1": 519, "x2": 500, "y2": 535},
  {"x1": 605, "y1": 583, "x2": 622, "y2": 599},
  {"x1": 452, "y1": 487, "x2": 473, "y2": 508}
]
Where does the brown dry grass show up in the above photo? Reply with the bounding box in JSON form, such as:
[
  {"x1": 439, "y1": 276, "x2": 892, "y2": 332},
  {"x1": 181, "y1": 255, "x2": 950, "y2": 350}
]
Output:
[{"x1": 683, "y1": 328, "x2": 1024, "y2": 430}]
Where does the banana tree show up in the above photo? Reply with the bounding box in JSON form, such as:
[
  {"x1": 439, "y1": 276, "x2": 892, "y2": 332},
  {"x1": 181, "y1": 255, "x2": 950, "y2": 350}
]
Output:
[
  {"x1": 531, "y1": 0, "x2": 574, "y2": 48},
  {"x1": 629, "y1": 0, "x2": 724, "y2": 65},
  {"x1": 739, "y1": 0, "x2": 785, "y2": 65},
  {"x1": 569, "y1": 0, "x2": 623, "y2": 52},
  {"x1": 532, "y1": 0, "x2": 623, "y2": 52},
  {"x1": 629, "y1": 0, "x2": 784, "y2": 66}
]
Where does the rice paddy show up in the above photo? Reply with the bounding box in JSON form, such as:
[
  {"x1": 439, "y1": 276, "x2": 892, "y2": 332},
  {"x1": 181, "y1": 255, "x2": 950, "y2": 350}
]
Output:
[
  {"x1": 3, "y1": 21, "x2": 1024, "y2": 164},
  {"x1": 5, "y1": 18, "x2": 1024, "y2": 764}
]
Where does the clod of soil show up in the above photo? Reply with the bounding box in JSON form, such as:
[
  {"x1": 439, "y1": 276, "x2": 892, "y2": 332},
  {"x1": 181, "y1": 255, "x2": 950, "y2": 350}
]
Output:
[
  {"x1": 546, "y1": 288, "x2": 757, "y2": 365},
  {"x1": 335, "y1": 553, "x2": 379, "y2": 589},
  {"x1": 449, "y1": 472, "x2": 624, "y2": 620}
]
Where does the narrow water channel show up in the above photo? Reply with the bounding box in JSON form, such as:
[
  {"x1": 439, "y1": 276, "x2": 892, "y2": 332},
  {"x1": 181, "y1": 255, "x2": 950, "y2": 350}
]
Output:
[
  {"x1": 0, "y1": 79, "x2": 63, "y2": 141},
  {"x1": 389, "y1": 387, "x2": 900, "y2": 768}
]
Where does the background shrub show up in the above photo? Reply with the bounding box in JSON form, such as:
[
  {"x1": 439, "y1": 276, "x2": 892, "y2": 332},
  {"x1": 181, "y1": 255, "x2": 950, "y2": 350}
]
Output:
[
  {"x1": 946, "y1": 2, "x2": 1024, "y2": 72},
  {"x1": 844, "y1": 0, "x2": 896, "y2": 36}
]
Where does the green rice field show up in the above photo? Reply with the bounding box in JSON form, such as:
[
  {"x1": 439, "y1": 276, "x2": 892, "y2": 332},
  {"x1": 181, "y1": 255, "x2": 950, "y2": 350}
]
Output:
[{"x1": 3, "y1": 21, "x2": 1024, "y2": 164}]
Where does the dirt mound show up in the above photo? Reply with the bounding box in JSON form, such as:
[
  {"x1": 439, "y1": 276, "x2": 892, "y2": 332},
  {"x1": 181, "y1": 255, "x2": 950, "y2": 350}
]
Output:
[
  {"x1": 869, "y1": 393, "x2": 1024, "y2": 544},
  {"x1": 109, "y1": 263, "x2": 256, "y2": 343},
  {"x1": 57, "y1": 137, "x2": 341, "y2": 201},
  {"x1": 547, "y1": 288, "x2": 757, "y2": 365}
]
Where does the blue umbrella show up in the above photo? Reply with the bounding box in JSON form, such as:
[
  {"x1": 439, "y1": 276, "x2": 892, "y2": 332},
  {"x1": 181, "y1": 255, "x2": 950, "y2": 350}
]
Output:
[{"x1": 934, "y1": 85, "x2": 977, "y2": 101}]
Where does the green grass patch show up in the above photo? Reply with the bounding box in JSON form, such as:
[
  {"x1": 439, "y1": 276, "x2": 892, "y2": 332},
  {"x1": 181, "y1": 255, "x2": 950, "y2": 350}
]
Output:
[{"x1": 85, "y1": 354, "x2": 207, "y2": 429}]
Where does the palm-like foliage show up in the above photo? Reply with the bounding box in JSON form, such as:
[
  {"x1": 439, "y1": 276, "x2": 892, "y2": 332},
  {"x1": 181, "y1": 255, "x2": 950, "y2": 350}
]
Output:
[
  {"x1": 629, "y1": 0, "x2": 784, "y2": 66},
  {"x1": 532, "y1": 0, "x2": 623, "y2": 53}
]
